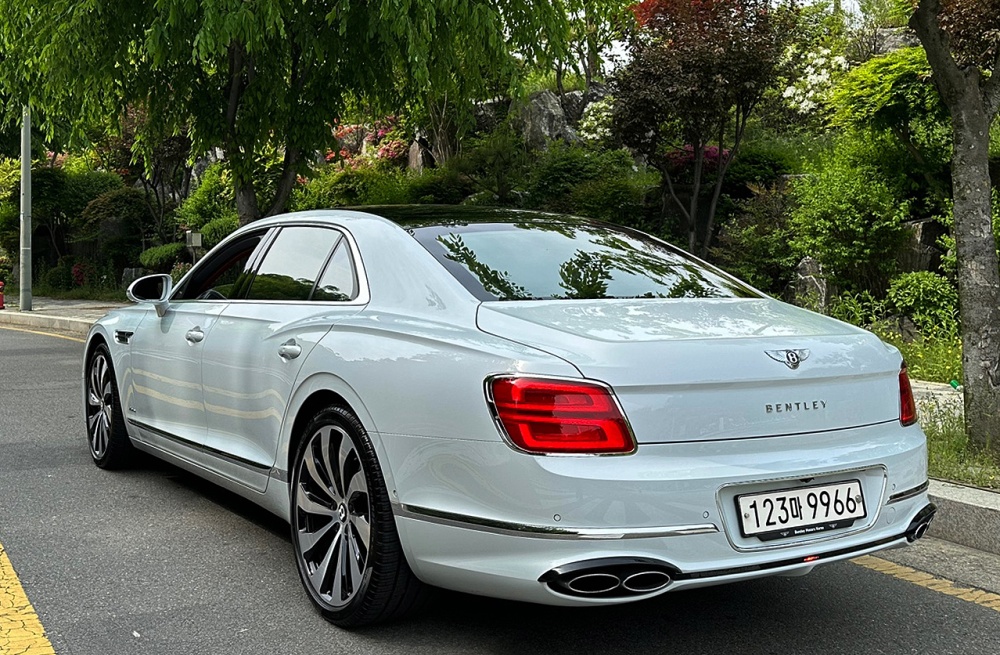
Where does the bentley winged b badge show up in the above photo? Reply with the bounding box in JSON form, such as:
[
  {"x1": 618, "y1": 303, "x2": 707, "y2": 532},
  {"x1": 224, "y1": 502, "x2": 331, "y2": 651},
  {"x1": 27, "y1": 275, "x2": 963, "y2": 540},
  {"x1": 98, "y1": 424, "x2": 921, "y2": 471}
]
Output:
[{"x1": 765, "y1": 349, "x2": 811, "y2": 370}]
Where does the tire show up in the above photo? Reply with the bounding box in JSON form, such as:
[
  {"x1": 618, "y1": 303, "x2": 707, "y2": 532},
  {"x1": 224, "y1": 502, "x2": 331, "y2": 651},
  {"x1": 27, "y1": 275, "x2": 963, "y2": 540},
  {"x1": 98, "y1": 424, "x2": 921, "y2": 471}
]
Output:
[
  {"x1": 291, "y1": 406, "x2": 427, "y2": 627},
  {"x1": 85, "y1": 342, "x2": 134, "y2": 469}
]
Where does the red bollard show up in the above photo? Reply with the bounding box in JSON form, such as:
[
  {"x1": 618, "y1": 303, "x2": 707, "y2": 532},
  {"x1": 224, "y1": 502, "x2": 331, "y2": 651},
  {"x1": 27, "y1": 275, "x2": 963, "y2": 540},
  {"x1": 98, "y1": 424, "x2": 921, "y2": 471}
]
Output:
[{"x1": 0, "y1": 280, "x2": 5, "y2": 310}]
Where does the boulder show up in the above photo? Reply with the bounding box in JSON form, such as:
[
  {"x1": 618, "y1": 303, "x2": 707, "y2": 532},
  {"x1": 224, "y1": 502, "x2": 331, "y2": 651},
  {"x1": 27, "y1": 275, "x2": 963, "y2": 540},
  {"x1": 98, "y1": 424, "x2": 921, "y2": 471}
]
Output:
[
  {"x1": 518, "y1": 90, "x2": 579, "y2": 150},
  {"x1": 875, "y1": 28, "x2": 921, "y2": 54},
  {"x1": 561, "y1": 91, "x2": 586, "y2": 125}
]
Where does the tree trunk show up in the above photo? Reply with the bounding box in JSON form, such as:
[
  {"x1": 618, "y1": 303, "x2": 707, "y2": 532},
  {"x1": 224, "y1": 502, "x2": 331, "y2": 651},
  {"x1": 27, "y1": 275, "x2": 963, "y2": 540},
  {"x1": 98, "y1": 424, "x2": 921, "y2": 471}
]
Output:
[
  {"x1": 950, "y1": 101, "x2": 1000, "y2": 452},
  {"x1": 236, "y1": 180, "x2": 261, "y2": 226}
]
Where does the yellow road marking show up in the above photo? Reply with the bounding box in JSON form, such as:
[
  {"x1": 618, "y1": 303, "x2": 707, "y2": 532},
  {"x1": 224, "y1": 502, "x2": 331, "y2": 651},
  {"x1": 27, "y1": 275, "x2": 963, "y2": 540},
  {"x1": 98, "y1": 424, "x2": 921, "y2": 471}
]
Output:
[
  {"x1": 853, "y1": 555, "x2": 1000, "y2": 613},
  {"x1": 0, "y1": 543, "x2": 56, "y2": 655},
  {"x1": 0, "y1": 325, "x2": 85, "y2": 343}
]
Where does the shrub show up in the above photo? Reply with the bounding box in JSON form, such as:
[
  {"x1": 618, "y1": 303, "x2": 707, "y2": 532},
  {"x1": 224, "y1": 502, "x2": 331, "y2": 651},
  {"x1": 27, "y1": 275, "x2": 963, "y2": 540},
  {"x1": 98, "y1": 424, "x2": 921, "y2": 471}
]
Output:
[
  {"x1": 712, "y1": 185, "x2": 799, "y2": 295},
  {"x1": 175, "y1": 163, "x2": 237, "y2": 229},
  {"x1": 790, "y1": 139, "x2": 910, "y2": 292},
  {"x1": 140, "y1": 242, "x2": 187, "y2": 272},
  {"x1": 527, "y1": 144, "x2": 639, "y2": 212},
  {"x1": 0, "y1": 250, "x2": 12, "y2": 282},
  {"x1": 0, "y1": 201, "x2": 18, "y2": 256},
  {"x1": 201, "y1": 215, "x2": 239, "y2": 248},
  {"x1": 291, "y1": 165, "x2": 408, "y2": 210},
  {"x1": 887, "y1": 271, "x2": 959, "y2": 334},
  {"x1": 78, "y1": 188, "x2": 155, "y2": 272},
  {"x1": 171, "y1": 261, "x2": 193, "y2": 284},
  {"x1": 405, "y1": 167, "x2": 475, "y2": 204}
]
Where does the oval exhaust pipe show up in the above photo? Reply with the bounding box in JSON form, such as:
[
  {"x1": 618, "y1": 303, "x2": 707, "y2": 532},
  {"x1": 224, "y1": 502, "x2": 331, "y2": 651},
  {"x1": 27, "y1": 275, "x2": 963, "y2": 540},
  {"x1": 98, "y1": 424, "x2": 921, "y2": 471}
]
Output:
[
  {"x1": 622, "y1": 570, "x2": 672, "y2": 594},
  {"x1": 566, "y1": 573, "x2": 621, "y2": 595},
  {"x1": 909, "y1": 521, "x2": 930, "y2": 542}
]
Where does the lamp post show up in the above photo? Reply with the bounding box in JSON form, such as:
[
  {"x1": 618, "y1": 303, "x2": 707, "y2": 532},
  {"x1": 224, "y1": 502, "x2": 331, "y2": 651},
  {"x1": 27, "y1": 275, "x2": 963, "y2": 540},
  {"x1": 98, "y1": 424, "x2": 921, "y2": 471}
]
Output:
[{"x1": 19, "y1": 105, "x2": 31, "y2": 311}]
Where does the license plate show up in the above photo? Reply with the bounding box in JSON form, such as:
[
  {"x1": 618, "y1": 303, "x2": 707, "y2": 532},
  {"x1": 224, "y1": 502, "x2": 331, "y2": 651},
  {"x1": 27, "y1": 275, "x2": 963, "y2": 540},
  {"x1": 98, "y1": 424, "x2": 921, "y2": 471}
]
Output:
[{"x1": 736, "y1": 480, "x2": 866, "y2": 541}]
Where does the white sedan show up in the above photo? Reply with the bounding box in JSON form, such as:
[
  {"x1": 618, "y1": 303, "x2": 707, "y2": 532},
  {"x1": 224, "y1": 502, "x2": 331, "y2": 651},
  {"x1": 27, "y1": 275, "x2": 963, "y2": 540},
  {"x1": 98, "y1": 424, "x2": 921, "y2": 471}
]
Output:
[{"x1": 83, "y1": 206, "x2": 934, "y2": 627}]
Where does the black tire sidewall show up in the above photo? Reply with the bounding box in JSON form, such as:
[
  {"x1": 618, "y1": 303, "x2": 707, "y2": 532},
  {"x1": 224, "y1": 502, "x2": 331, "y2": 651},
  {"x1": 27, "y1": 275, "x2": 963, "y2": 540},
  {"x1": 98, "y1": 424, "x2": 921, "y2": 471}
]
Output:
[{"x1": 290, "y1": 406, "x2": 389, "y2": 624}]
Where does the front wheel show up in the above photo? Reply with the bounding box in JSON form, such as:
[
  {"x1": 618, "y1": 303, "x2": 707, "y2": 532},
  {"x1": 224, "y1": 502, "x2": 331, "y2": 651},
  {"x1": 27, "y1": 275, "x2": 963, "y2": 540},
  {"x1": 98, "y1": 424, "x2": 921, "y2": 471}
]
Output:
[
  {"x1": 291, "y1": 406, "x2": 427, "y2": 627},
  {"x1": 85, "y1": 343, "x2": 134, "y2": 469}
]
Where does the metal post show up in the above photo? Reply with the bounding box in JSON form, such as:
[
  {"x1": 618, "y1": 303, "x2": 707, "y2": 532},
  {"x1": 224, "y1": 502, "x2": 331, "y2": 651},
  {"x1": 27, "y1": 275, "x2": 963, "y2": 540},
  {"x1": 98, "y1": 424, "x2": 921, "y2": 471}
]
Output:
[{"x1": 19, "y1": 105, "x2": 31, "y2": 311}]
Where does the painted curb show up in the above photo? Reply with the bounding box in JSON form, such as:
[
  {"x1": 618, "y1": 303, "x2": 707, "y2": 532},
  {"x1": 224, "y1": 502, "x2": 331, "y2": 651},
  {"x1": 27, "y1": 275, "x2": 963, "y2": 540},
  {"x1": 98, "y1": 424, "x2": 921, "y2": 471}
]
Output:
[
  {"x1": 928, "y1": 480, "x2": 1000, "y2": 557},
  {"x1": 0, "y1": 310, "x2": 92, "y2": 337}
]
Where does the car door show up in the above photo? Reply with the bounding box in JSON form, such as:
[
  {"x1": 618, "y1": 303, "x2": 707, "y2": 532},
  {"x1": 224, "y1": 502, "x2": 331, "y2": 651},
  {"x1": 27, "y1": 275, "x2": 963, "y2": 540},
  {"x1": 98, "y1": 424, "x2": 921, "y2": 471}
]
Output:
[
  {"x1": 125, "y1": 230, "x2": 269, "y2": 460},
  {"x1": 200, "y1": 225, "x2": 366, "y2": 492}
]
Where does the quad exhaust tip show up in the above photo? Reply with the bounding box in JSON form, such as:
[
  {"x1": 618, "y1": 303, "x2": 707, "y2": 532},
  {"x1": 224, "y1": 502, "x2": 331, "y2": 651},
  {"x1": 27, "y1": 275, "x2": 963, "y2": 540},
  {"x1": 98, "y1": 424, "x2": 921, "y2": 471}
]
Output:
[{"x1": 541, "y1": 557, "x2": 677, "y2": 599}]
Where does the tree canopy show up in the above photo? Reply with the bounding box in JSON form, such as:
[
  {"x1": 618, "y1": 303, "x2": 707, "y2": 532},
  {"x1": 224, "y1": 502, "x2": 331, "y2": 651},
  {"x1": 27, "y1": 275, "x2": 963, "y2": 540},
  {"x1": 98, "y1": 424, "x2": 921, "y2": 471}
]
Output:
[{"x1": 0, "y1": 0, "x2": 575, "y2": 224}]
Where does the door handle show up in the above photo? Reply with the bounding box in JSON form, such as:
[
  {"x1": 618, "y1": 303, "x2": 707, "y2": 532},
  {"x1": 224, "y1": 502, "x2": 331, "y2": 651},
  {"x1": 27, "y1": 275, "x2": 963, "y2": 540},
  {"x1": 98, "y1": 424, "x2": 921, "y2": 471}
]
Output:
[
  {"x1": 185, "y1": 327, "x2": 205, "y2": 343},
  {"x1": 278, "y1": 340, "x2": 302, "y2": 360}
]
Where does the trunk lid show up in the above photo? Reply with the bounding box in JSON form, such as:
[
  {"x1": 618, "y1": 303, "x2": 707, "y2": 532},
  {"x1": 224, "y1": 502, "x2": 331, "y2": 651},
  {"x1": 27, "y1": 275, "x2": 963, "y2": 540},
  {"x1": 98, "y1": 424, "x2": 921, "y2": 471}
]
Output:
[{"x1": 477, "y1": 298, "x2": 903, "y2": 444}]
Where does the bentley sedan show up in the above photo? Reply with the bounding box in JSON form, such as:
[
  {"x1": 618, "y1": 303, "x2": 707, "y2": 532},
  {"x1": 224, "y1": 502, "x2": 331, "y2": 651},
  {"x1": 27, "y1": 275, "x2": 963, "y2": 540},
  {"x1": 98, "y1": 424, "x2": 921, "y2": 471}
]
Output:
[{"x1": 83, "y1": 206, "x2": 934, "y2": 627}]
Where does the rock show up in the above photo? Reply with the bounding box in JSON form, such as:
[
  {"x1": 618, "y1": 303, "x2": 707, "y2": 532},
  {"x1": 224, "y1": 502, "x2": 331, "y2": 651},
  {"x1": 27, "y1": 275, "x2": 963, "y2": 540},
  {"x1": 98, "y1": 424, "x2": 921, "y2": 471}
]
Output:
[
  {"x1": 407, "y1": 138, "x2": 435, "y2": 173},
  {"x1": 875, "y1": 28, "x2": 921, "y2": 54},
  {"x1": 561, "y1": 91, "x2": 586, "y2": 125},
  {"x1": 474, "y1": 99, "x2": 507, "y2": 135},
  {"x1": 583, "y1": 81, "x2": 608, "y2": 106},
  {"x1": 518, "y1": 90, "x2": 579, "y2": 150},
  {"x1": 792, "y1": 256, "x2": 834, "y2": 311}
]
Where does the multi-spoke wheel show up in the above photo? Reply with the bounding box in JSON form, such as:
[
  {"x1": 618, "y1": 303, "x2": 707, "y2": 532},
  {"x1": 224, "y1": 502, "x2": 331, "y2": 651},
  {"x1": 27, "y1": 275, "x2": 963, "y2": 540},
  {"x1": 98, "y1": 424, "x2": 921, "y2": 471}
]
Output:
[
  {"x1": 291, "y1": 406, "x2": 426, "y2": 627},
  {"x1": 85, "y1": 343, "x2": 133, "y2": 469}
]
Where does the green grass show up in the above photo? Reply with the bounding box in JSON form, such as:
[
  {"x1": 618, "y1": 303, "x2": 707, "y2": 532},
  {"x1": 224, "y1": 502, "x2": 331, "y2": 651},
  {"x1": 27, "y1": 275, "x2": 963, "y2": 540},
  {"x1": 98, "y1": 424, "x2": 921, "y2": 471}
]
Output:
[
  {"x1": 921, "y1": 403, "x2": 1000, "y2": 490},
  {"x1": 877, "y1": 328, "x2": 962, "y2": 385}
]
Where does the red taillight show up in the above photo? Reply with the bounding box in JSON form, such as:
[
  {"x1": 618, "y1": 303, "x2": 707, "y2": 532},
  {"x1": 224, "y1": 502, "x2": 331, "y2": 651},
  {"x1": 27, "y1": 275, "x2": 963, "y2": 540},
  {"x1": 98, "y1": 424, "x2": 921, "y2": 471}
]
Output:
[
  {"x1": 488, "y1": 377, "x2": 636, "y2": 454},
  {"x1": 899, "y1": 363, "x2": 917, "y2": 426}
]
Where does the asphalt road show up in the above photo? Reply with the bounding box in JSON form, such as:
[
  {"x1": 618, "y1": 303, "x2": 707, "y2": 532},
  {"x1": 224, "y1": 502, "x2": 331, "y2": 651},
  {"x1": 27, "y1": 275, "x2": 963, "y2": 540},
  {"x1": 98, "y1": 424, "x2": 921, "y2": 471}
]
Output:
[{"x1": 2, "y1": 325, "x2": 999, "y2": 655}]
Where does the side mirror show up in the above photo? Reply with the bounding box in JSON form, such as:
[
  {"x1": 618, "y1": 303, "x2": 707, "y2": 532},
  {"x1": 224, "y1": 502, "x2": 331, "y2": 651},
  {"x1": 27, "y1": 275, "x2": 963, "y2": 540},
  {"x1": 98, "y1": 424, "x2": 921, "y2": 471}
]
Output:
[{"x1": 127, "y1": 274, "x2": 173, "y2": 317}]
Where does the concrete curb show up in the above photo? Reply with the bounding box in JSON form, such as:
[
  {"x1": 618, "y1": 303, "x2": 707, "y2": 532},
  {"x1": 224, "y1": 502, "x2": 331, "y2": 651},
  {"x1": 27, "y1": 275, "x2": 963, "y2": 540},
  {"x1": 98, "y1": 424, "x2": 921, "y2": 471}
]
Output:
[
  {"x1": 0, "y1": 310, "x2": 93, "y2": 337},
  {"x1": 928, "y1": 480, "x2": 1000, "y2": 557},
  {"x1": 2, "y1": 303, "x2": 999, "y2": 558}
]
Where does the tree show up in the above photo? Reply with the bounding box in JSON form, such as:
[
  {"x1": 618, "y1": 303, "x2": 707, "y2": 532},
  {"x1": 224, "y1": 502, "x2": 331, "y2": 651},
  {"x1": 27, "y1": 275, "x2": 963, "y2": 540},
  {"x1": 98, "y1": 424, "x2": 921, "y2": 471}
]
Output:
[
  {"x1": 830, "y1": 47, "x2": 950, "y2": 199},
  {"x1": 909, "y1": 0, "x2": 1000, "y2": 454},
  {"x1": 613, "y1": 0, "x2": 795, "y2": 256},
  {"x1": 0, "y1": 1, "x2": 572, "y2": 225}
]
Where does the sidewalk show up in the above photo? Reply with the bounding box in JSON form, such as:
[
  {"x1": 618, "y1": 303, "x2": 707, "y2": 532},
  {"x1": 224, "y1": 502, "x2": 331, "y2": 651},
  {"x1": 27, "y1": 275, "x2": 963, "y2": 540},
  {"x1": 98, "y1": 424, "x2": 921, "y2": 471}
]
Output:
[{"x1": 1, "y1": 296, "x2": 998, "y2": 557}]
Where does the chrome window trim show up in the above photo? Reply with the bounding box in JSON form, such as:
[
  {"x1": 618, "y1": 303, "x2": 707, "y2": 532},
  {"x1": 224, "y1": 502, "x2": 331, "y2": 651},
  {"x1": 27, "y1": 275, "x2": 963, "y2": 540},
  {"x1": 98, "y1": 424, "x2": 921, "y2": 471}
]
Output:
[
  {"x1": 170, "y1": 221, "x2": 371, "y2": 306},
  {"x1": 395, "y1": 503, "x2": 719, "y2": 540}
]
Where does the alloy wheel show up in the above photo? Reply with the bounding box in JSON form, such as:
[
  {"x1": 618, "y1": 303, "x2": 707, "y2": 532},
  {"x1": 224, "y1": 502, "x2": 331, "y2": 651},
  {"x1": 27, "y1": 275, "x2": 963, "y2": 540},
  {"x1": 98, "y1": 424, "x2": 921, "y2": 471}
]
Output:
[
  {"x1": 86, "y1": 350, "x2": 114, "y2": 459},
  {"x1": 293, "y1": 424, "x2": 372, "y2": 608}
]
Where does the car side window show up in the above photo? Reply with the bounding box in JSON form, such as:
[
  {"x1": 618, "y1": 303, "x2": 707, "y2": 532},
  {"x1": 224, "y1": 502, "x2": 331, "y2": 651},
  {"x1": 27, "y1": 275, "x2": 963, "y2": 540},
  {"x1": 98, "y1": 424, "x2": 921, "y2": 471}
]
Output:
[
  {"x1": 244, "y1": 226, "x2": 341, "y2": 301},
  {"x1": 173, "y1": 232, "x2": 266, "y2": 301},
  {"x1": 312, "y1": 238, "x2": 359, "y2": 302}
]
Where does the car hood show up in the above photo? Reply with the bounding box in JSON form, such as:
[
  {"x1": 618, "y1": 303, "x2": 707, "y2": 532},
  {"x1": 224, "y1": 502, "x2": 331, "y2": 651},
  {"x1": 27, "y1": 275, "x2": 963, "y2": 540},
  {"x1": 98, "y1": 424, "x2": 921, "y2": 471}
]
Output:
[{"x1": 477, "y1": 298, "x2": 904, "y2": 443}]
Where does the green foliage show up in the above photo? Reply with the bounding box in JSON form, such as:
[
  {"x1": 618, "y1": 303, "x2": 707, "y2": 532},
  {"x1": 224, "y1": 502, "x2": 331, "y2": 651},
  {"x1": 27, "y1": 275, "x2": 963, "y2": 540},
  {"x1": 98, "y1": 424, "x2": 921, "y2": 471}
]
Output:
[
  {"x1": 405, "y1": 167, "x2": 475, "y2": 205},
  {"x1": 171, "y1": 261, "x2": 193, "y2": 284},
  {"x1": 0, "y1": 201, "x2": 17, "y2": 256},
  {"x1": 923, "y1": 406, "x2": 1000, "y2": 490},
  {"x1": 858, "y1": 0, "x2": 915, "y2": 29},
  {"x1": 292, "y1": 165, "x2": 409, "y2": 210},
  {"x1": 832, "y1": 47, "x2": 947, "y2": 137},
  {"x1": 527, "y1": 144, "x2": 645, "y2": 213},
  {"x1": 175, "y1": 163, "x2": 237, "y2": 230},
  {"x1": 0, "y1": 249, "x2": 11, "y2": 282},
  {"x1": 454, "y1": 124, "x2": 531, "y2": 205},
  {"x1": 0, "y1": 157, "x2": 19, "y2": 197},
  {"x1": 77, "y1": 187, "x2": 154, "y2": 272},
  {"x1": 0, "y1": 0, "x2": 574, "y2": 222},
  {"x1": 201, "y1": 216, "x2": 240, "y2": 249},
  {"x1": 887, "y1": 271, "x2": 959, "y2": 334},
  {"x1": 139, "y1": 242, "x2": 186, "y2": 272},
  {"x1": 712, "y1": 185, "x2": 798, "y2": 294},
  {"x1": 790, "y1": 138, "x2": 910, "y2": 292},
  {"x1": 828, "y1": 289, "x2": 963, "y2": 384}
]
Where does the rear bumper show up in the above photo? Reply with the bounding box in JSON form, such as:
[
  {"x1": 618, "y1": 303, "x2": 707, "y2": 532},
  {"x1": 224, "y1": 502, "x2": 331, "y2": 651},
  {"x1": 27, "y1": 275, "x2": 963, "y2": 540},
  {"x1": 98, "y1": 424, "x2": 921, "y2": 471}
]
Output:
[{"x1": 383, "y1": 422, "x2": 929, "y2": 605}]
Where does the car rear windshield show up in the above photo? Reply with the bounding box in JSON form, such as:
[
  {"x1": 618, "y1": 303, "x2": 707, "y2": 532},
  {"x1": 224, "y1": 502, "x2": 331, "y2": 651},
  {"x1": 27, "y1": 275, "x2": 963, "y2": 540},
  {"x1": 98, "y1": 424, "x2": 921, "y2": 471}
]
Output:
[{"x1": 408, "y1": 220, "x2": 759, "y2": 301}]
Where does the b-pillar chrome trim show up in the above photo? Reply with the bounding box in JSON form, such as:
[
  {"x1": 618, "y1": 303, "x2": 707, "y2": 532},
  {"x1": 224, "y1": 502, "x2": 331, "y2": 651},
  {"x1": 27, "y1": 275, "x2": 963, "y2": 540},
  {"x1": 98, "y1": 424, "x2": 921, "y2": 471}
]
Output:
[{"x1": 394, "y1": 503, "x2": 720, "y2": 540}]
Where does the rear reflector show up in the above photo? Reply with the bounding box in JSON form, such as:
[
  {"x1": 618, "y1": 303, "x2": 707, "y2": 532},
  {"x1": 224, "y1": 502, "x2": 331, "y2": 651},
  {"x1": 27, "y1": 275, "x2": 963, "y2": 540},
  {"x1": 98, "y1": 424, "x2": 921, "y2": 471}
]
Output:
[
  {"x1": 488, "y1": 377, "x2": 636, "y2": 454},
  {"x1": 899, "y1": 364, "x2": 918, "y2": 427}
]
